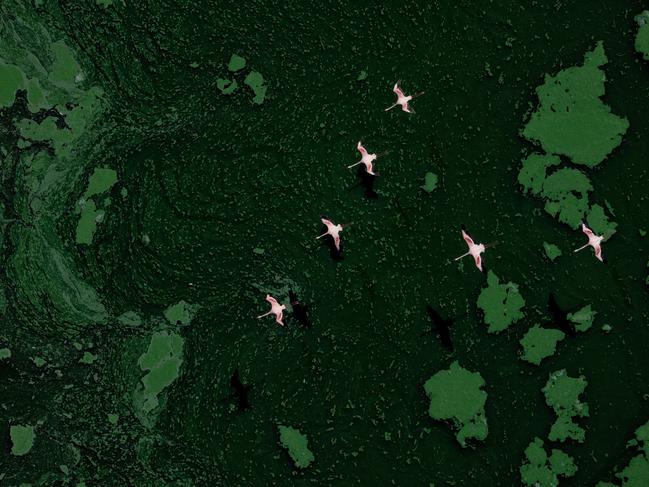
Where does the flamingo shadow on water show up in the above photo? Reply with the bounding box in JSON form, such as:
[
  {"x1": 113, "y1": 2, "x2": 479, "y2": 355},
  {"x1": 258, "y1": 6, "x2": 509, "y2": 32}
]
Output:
[
  {"x1": 221, "y1": 369, "x2": 252, "y2": 413},
  {"x1": 423, "y1": 305, "x2": 454, "y2": 352},
  {"x1": 547, "y1": 293, "x2": 577, "y2": 337},
  {"x1": 289, "y1": 289, "x2": 311, "y2": 328}
]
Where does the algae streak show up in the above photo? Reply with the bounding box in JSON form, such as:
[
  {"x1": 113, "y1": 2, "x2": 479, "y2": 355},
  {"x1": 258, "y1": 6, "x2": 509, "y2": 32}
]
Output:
[
  {"x1": 423, "y1": 361, "x2": 488, "y2": 447},
  {"x1": 132, "y1": 330, "x2": 184, "y2": 427},
  {"x1": 76, "y1": 167, "x2": 118, "y2": 245}
]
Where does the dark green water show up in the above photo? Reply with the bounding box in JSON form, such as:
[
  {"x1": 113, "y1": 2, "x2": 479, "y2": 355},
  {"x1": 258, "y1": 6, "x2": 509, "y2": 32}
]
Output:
[{"x1": 1, "y1": 1, "x2": 649, "y2": 485}]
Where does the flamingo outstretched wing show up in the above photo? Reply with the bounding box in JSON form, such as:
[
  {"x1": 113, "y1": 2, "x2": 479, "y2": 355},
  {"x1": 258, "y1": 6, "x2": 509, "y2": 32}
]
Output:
[
  {"x1": 581, "y1": 223, "x2": 595, "y2": 239},
  {"x1": 275, "y1": 309, "x2": 285, "y2": 326},
  {"x1": 594, "y1": 245, "x2": 603, "y2": 262},
  {"x1": 393, "y1": 82, "x2": 405, "y2": 97},
  {"x1": 473, "y1": 254, "x2": 483, "y2": 271},
  {"x1": 461, "y1": 229, "x2": 475, "y2": 248},
  {"x1": 402, "y1": 102, "x2": 414, "y2": 113},
  {"x1": 266, "y1": 295, "x2": 279, "y2": 307},
  {"x1": 321, "y1": 217, "x2": 333, "y2": 228},
  {"x1": 333, "y1": 233, "x2": 341, "y2": 250},
  {"x1": 357, "y1": 141, "x2": 368, "y2": 157}
]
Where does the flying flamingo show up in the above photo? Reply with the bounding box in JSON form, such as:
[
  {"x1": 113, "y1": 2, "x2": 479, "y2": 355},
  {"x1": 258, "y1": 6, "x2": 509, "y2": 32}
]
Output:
[
  {"x1": 455, "y1": 229, "x2": 494, "y2": 271},
  {"x1": 316, "y1": 217, "x2": 349, "y2": 251},
  {"x1": 347, "y1": 141, "x2": 387, "y2": 176},
  {"x1": 574, "y1": 222, "x2": 604, "y2": 262},
  {"x1": 385, "y1": 80, "x2": 424, "y2": 113},
  {"x1": 257, "y1": 294, "x2": 286, "y2": 326}
]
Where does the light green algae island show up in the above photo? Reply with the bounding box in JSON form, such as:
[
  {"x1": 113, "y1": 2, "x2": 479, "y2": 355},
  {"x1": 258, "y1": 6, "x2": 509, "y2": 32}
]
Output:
[
  {"x1": 519, "y1": 42, "x2": 627, "y2": 233},
  {"x1": 423, "y1": 361, "x2": 488, "y2": 448}
]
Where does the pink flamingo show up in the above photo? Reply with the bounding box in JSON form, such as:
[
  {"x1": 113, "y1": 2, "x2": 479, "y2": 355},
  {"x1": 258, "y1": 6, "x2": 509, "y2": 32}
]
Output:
[
  {"x1": 385, "y1": 80, "x2": 424, "y2": 113},
  {"x1": 574, "y1": 223, "x2": 604, "y2": 262},
  {"x1": 455, "y1": 229, "x2": 493, "y2": 271},
  {"x1": 316, "y1": 217, "x2": 350, "y2": 251},
  {"x1": 257, "y1": 294, "x2": 286, "y2": 326},
  {"x1": 347, "y1": 141, "x2": 387, "y2": 176}
]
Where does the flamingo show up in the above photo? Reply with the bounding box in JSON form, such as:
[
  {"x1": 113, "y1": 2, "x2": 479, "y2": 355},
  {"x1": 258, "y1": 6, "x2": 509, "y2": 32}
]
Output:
[
  {"x1": 574, "y1": 222, "x2": 604, "y2": 262},
  {"x1": 347, "y1": 141, "x2": 387, "y2": 175},
  {"x1": 316, "y1": 217, "x2": 349, "y2": 251},
  {"x1": 257, "y1": 294, "x2": 286, "y2": 326},
  {"x1": 454, "y1": 229, "x2": 492, "y2": 271},
  {"x1": 385, "y1": 80, "x2": 424, "y2": 113}
]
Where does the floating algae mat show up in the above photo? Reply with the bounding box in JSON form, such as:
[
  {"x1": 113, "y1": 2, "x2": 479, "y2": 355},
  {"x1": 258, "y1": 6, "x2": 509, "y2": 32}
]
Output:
[
  {"x1": 278, "y1": 425, "x2": 315, "y2": 469},
  {"x1": 423, "y1": 361, "x2": 488, "y2": 447},
  {"x1": 477, "y1": 270, "x2": 525, "y2": 334},
  {"x1": 3, "y1": 1, "x2": 649, "y2": 485}
]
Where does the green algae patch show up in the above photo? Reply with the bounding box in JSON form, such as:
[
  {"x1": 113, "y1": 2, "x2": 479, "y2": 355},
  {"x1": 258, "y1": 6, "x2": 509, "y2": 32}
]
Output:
[
  {"x1": 357, "y1": 70, "x2": 368, "y2": 81},
  {"x1": 79, "y1": 351, "x2": 97, "y2": 364},
  {"x1": 587, "y1": 204, "x2": 617, "y2": 237},
  {"x1": 216, "y1": 78, "x2": 238, "y2": 95},
  {"x1": 596, "y1": 419, "x2": 649, "y2": 486},
  {"x1": 84, "y1": 168, "x2": 118, "y2": 199},
  {"x1": 244, "y1": 71, "x2": 267, "y2": 104},
  {"x1": 75, "y1": 200, "x2": 104, "y2": 245},
  {"x1": 134, "y1": 331, "x2": 184, "y2": 415},
  {"x1": 635, "y1": 12, "x2": 649, "y2": 60},
  {"x1": 567, "y1": 305, "x2": 596, "y2": 333},
  {"x1": 522, "y1": 42, "x2": 629, "y2": 167},
  {"x1": 49, "y1": 40, "x2": 82, "y2": 87},
  {"x1": 520, "y1": 326, "x2": 565, "y2": 365},
  {"x1": 107, "y1": 413, "x2": 119, "y2": 425},
  {"x1": 164, "y1": 300, "x2": 198, "y2": 326},
  {"x1": 228, "y1": 54, "x2": 246, "y2": 72},
  {"x1": 118, "y1": 311, "x2": 142, "y2": 327},
  {"x1": 543, "y1": 370, "x2": 589, "y2": 443},
  {"x1": 10, "y1": 425, "x2": 35, "y2": 456},
  {"x1": 520, "y1": 437, "x2": 577, "y2": 487},
  {"x1": 75, "y1": 167, "x2": 118, "y2": 245},
  {"x1": 278, "y1": 425, "x2": 315, "y2": 469},
  {"x1": 0, "y1": 347, "x2": 11, "y2": 359},
  {"x1": 518, "y1": 153, "x2": 561, "y2": 195},
  {"x1": 423, "y1": 361, "x2": 488, "y2": 447},
  {"x1": 541, "y1": 167, "x2": 592, "y2": 229},
  {"x1": 0, "y1": 63, "x2": 25, "y2": 107},
  {"x1": 477, "y1": 271, "x2": 525, "y2": 334},
  {"x1": 421, "y1": 172, "x2": 439, "y2": 193},
  {"x1": 543, "y1": 242, "x2": 562, "y2": 261}
]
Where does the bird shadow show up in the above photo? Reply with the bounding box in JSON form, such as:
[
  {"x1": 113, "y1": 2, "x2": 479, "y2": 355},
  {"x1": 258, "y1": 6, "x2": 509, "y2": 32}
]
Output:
[
  {"x1": 348, "y1": 167, "x2": 378, "y2": 199},
  {"x1": 289, "y1": 289, "x2": 312, "y2": 328}
]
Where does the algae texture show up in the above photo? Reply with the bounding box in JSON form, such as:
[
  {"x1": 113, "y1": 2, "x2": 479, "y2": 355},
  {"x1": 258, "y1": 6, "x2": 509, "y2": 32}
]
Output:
[
  {"x1": 2, "y1": 1, "x2": 649, "y2": 486},
  {"x1": 519, "y1": 42, "x2": 627, "y2": 229},
  {"x1": 10, "y1": 425, "x2": 35, "y2": 456},
  {"x1": 520, "y1": 325, "x2": 565, "y2": 365},
  {"x1": 477, "y1": 270, "x2": 525, "y2": 334},
  {"x1": 278, "y1": 425, "x2": 315, "y2": 469},
  {"x1": 543, "y1": 370, "x2": 589, "y2": 443},
  {"x1": 520, "y1": 437, "x2": 577, "y2": 487},
  {"x1": 423, "y1": 361, "x2": 488, "y2": 447}
]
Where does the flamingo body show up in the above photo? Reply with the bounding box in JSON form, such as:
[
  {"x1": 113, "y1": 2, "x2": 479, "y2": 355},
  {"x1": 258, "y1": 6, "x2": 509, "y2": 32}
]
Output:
[
  {"x1": 455, "y1": 229, "x2": 486, "y2": 271},
  {"x1": 257, "y1": 294, "x2": 286, "y2": 326},
  {"x1": 317, "y1": 217, "x2": 344, "y2": 250},
  {"x1": 574, "y1": 223, "x2": 604, "y2": 262}
]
